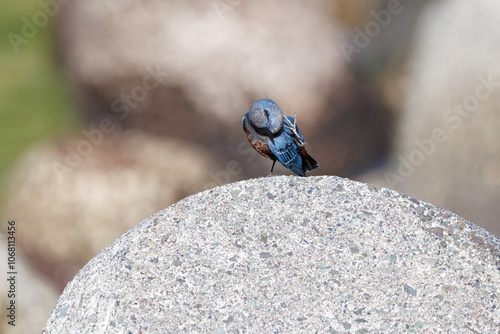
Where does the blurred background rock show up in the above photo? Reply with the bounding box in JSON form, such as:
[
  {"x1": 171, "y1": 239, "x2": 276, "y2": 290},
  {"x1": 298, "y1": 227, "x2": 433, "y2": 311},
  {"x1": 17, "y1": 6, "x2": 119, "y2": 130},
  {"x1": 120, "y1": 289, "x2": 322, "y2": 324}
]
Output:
[
  {"x1": 0, "y1": 234, "x2": 59, "y2": 334},
  {"x1": 360, "y1": 0, "x2": 500, "y2": 242},
  {"x1": 0, "y1": 0, "x2": 499, "y2": 332}
]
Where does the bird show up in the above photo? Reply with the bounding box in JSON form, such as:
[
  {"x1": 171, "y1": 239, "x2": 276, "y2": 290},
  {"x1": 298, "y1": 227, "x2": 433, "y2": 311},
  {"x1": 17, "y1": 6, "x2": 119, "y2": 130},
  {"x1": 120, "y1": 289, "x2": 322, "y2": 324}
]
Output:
[{"x1": 242, "y1": 99, "x2": 319, "y2": 176}]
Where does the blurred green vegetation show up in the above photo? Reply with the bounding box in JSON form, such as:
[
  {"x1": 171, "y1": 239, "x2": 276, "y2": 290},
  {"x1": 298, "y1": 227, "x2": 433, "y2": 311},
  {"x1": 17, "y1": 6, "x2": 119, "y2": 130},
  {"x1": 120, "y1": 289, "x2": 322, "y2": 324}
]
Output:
[{"x1": 0, "y1": 0, "x2": 76, "y2": 191}]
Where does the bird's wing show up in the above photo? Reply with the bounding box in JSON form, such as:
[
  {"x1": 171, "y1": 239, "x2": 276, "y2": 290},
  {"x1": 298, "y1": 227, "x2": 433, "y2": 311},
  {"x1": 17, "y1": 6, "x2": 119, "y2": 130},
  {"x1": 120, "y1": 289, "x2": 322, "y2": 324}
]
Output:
[{"x1": 268, "y1": 134, "x2": 305, "y2": 176}]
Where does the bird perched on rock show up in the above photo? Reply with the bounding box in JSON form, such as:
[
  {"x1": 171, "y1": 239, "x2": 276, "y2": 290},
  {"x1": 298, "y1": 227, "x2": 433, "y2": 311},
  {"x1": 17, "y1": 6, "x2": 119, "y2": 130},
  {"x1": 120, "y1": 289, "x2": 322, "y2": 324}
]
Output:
[{"x1": 242, "y1": 99, "x2": 319, "y2": 176}]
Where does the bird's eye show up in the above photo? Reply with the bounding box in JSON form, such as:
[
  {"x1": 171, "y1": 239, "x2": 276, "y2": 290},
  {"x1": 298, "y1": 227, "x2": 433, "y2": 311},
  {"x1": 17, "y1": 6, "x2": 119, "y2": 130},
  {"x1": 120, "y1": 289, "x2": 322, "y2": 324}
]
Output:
[{"x1": 263, "y1": 110, "x2": 269, "y2": 115}]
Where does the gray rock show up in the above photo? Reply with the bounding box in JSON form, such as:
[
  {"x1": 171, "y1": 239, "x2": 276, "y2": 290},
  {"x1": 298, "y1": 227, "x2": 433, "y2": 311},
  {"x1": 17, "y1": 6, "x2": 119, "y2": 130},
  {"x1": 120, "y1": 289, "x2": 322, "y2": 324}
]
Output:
[
  {"x1": 2, "y1": 132, "x2": 214, "y2": 289},
  {"x1": 368, "y1": 0, "x2": 500, "y2": 237},
  {"x1": 43, "y1": 176, "x2": 500, "y2": 333},
  {"x1": 57, "y1": 0, "x2": 391, "y2": 177}
]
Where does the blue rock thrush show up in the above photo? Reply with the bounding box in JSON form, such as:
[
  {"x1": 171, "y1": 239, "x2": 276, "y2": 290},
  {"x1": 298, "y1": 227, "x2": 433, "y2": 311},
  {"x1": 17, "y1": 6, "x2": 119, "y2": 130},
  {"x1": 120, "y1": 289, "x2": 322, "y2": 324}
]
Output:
[{"x1": 242, "y1": 99, "x2": 319, "y2": 176}]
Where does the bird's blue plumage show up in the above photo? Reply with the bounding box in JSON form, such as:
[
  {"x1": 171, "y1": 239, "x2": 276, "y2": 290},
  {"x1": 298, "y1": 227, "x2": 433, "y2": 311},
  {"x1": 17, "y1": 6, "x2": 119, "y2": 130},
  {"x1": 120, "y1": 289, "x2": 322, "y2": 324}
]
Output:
[
  {"x1": 242, "y1": 99, "x2": 319, "y2": 176},
  {"x1": 268, "y1": 131, "x2": 305, "y2": 176}
]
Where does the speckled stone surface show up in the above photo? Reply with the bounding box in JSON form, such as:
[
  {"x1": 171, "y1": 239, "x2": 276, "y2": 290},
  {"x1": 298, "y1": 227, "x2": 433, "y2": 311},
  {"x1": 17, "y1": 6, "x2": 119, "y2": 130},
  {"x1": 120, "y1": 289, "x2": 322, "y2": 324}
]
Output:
[{"x1": 43, "y1": 176, "x2": 500, "y2": 333}]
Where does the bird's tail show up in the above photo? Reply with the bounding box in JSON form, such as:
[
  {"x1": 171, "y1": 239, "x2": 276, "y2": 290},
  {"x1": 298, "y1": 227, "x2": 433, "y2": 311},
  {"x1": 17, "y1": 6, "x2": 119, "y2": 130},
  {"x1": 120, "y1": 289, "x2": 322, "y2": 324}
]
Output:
[{"x1": 304, "y1": 153, "x2": 319, "y2": 172}]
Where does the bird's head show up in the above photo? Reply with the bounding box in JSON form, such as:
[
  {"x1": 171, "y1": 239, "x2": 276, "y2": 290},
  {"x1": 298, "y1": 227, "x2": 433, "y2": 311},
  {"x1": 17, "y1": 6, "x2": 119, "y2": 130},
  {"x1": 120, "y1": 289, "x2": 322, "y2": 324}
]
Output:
[{"x1": 247, "y1": 99, "x2": 283, "y2": 136}]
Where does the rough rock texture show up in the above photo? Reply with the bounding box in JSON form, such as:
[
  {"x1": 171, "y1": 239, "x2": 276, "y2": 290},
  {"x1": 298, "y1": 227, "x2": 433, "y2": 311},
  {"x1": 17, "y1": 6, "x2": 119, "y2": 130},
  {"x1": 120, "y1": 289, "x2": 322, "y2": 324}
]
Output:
[
  {"x1": 43, "y1": 176, "x2": 500, "y2": 333},
  {"x1": 362, "y1": 0, "x2": 500, "y2": 237}
]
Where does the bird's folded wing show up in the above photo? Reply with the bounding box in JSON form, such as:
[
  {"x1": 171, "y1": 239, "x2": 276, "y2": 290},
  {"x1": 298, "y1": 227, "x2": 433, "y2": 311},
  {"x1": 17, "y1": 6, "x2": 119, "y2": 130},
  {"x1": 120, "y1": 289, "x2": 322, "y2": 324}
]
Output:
[{"x1": 268, "y1": 134, "x2": 305, "y2": 176}]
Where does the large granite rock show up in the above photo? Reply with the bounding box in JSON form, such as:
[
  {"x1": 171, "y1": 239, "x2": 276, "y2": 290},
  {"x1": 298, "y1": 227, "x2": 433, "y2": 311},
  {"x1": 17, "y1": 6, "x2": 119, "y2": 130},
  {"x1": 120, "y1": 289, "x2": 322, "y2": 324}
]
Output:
[{"x1": 43, "y1": 176, "x2": 499, "y2": 332}]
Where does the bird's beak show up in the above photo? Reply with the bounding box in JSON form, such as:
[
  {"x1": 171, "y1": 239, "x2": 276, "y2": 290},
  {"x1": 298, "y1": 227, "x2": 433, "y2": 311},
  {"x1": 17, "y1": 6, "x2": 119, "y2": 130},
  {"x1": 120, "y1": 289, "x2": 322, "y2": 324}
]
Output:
[{"x1": 267, "y1": 122, "x2": 280, "y2": 135}]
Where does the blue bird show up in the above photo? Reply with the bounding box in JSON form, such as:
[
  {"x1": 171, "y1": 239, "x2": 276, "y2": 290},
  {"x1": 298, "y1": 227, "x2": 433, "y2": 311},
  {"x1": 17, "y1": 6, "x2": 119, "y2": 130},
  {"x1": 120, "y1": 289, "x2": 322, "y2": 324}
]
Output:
[{"x1": 242, "y1": 99, "x2": 319, "y2": 176}]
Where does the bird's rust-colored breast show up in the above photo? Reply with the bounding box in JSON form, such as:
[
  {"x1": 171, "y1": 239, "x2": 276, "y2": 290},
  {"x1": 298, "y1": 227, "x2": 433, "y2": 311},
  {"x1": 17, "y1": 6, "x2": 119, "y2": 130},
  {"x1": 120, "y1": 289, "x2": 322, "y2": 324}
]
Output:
[{"x1": 243, "y1": 119, "x2": 274, "y2": 159}]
